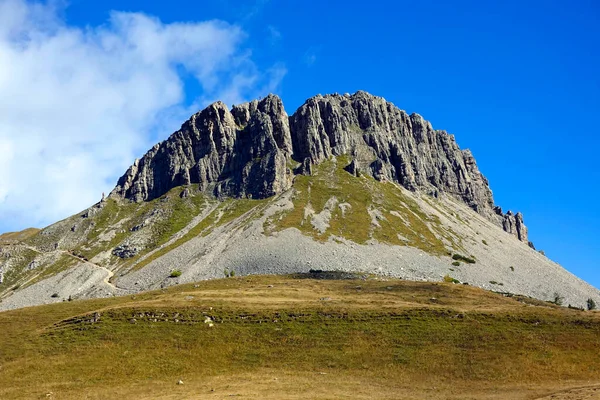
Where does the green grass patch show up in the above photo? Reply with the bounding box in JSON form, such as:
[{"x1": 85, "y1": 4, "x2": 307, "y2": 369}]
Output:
[
  {"x1": 216, "y1": 198, "x2": 268, "y2": 228},
  {"x1": 269, "y1": 157, "x2": 451, "y2": 255},
  {"x1": 130, "y1": 201, "x2": 218, "y2": 271},
  {"x1": 85, "y1": 188, "x2": 208, "y2": 269},
  {"x1": 0, "y1": 228, "x2": 40, "y2": 243},
  {"x1": 131, "y1": 197, "x2": 266, "y2": 271},
  {"x1": 72, "y1": 199, "x2": 155, "y2": 261},
  {"x1": 147, "y1": 193, "x2": 207, "y2": 249},
  {"x1": 0, "y1": 248, "x2": 39, "y2": 292}
]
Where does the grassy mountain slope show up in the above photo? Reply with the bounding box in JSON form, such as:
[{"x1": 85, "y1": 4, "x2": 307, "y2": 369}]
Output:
[
  {"x1": 0, "y1": 274, "x2": 599, "y2": 399},
  {"x1": 0, "y1": 228, "x2": 40, "y2": 242}
]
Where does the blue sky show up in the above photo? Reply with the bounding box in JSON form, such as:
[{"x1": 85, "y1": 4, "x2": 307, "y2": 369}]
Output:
[{"x1": 0, "y1": 0, "x2": 598, "y2": 288}]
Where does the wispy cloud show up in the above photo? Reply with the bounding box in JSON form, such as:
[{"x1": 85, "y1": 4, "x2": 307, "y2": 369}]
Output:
[
  {"x1": 266, "y1": 25, "x2": 282, "y2": 45},
  {"x1": 303, "y1": 47, "x2": 318, "y2": 67},
  {"x1": 0, "y1": 0, "x2": 285, "y2": 232},
  {"x1": 240, "y1": 0, "x2": 271, "y2": 22}
]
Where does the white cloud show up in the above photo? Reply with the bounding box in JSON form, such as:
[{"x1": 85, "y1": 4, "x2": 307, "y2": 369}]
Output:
[{"x1": 0, "y1": 0, "x2": 286, "y2": 232}]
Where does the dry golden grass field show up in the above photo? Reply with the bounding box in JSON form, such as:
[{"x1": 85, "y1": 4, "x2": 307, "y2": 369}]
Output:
[{"x1": 1, "y1": 273, "x2": 599, "y2": 399}]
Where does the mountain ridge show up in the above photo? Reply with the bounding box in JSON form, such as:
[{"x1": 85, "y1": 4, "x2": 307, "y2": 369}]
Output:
[{"x1": 111, "y1": 91, "x2": 528, "y2": 243}]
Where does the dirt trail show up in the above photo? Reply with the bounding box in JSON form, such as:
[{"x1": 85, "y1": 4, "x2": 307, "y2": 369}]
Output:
[
  {"x1": 534, "y1": 385, "x2": 600, "y2": 400},
  {"x1": 22, "y1": 242, "x2": 118, "y2": 290},
  {"x1": 1, "y1": 245, "x2": 119, "y2": 300},
  {"x1": 60, "y1": 251, "x2": 116, "y2": 289}
]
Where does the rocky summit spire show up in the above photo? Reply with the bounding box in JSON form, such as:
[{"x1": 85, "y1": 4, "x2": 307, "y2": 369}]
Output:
[{"x1": 110, "y1": 91, "x2": 528, "y2": 243}]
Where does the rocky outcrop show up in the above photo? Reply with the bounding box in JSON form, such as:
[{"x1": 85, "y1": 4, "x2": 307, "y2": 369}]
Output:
[
  {"x1": 289, "y1": 92, "x2": 497, "y2": 220},
  {"x1": 501, "y1": 211, "x2": 528, "y2": 243},
  {"x1": 110, "y1": 91, "x2": 529, "y2": 243},
  {"x1": 110, "y1": 95, "x2": 293, "y2": 202},
  {"x1": 112, "y1": 244, "x2": 139, "y2": 259}
]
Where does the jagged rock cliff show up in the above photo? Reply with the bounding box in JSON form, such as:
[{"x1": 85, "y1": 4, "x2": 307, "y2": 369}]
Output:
[
  {"x1": 290, "y1": 93, "x2": 497, "y2": 219},
  {"x1": 111, "y1": 95, "x2": 293, "y2": 201},
  {"x1": 110, "y1": 91, "x2": 528, "y2": 243}
]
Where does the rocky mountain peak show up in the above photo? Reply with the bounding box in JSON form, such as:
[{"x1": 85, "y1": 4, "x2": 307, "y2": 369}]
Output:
[
  {"x1": 110, "y1": 91, "x2": 528, "y2": 243},
  {"x1": 111, "y1": 94, "x2": 292, "y2": 202}
]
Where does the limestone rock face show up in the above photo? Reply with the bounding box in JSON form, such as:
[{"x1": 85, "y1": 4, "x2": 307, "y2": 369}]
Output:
[
  {"x1": 501, "y1": 211, "x2": 529, "y2": 243},
  {"x1": 290, "y1": 91, "x2": 497, "y2": 221},
  {"x1": 110, "y1": 94, "x2": 293, "y2": 202},
  {"x1": 110, "y1": 91, "x2": 529, "y2": 243}
]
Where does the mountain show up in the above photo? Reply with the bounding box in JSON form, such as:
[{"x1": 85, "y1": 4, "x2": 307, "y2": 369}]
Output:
[
  {"x1": 0, "y1": 91, "x2": 597, "y2": 310},
  {"x1": 111, "y1": 91, "x2": 526, "y2": 241}
]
